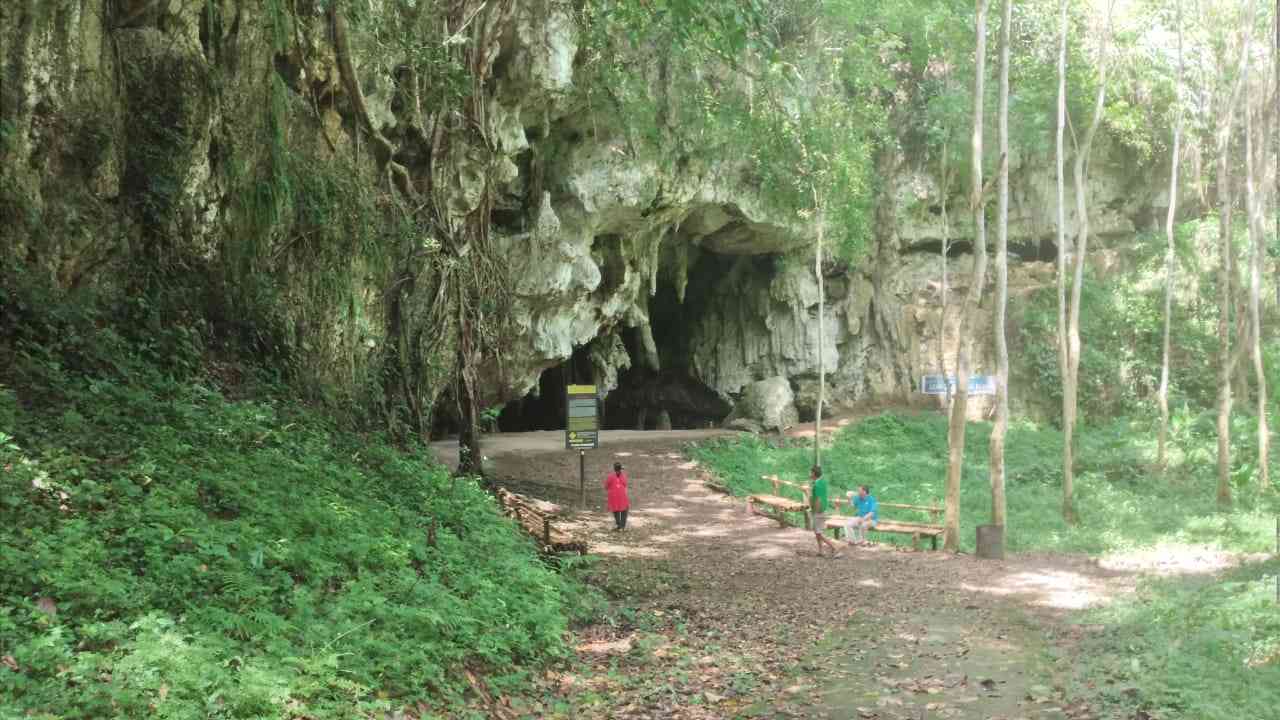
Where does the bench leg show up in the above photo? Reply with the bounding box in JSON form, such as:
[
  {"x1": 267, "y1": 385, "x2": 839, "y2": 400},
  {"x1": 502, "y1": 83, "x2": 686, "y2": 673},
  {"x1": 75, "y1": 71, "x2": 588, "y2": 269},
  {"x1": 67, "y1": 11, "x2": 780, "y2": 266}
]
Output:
[
  {"x1": 804, "y1": 510, "x2": 812, "y2": 531},
  {"x1": 931, "y1": 534, "x2": 938, "y2": 551},
  {"x1": 911, "y1": 533, "x2": 920, "y2": 551}
]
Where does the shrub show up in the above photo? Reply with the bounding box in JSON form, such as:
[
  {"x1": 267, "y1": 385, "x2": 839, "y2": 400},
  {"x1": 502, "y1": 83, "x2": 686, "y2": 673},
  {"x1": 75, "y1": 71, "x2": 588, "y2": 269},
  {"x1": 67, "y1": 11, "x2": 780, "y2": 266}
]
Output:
[{"x1": 0, "y1": 278, "x2": 584, "y2": 717}]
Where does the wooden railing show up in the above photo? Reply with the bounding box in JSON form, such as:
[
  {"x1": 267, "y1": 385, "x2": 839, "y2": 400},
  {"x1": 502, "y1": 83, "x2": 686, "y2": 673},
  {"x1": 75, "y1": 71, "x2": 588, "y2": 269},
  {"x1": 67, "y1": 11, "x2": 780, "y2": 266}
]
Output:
[{"x1": 494, "y1": 488, "x2": 585, "y2": 554}]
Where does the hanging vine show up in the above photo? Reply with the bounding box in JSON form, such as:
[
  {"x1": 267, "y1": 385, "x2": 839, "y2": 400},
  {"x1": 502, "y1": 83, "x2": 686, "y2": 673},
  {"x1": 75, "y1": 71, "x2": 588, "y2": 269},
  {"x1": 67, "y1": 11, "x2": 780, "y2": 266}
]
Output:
[{"x1": 322, "y1": 0, "x2": 517, "y2": 469}]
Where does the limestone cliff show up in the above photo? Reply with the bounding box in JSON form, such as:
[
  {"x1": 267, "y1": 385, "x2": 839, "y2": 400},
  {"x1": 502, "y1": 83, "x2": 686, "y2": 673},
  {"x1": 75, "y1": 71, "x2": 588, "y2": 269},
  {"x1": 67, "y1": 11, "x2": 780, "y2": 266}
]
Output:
[{"x1": 1, "y1": 2, "x2": 1175, "y2": 433}]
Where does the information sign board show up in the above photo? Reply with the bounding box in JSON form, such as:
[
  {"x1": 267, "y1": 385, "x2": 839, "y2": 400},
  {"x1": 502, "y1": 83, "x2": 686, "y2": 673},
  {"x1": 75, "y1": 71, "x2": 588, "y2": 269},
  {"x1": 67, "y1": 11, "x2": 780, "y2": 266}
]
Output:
[{"x1": 565, "y1": 384, "x2": 599, "y2": 450}]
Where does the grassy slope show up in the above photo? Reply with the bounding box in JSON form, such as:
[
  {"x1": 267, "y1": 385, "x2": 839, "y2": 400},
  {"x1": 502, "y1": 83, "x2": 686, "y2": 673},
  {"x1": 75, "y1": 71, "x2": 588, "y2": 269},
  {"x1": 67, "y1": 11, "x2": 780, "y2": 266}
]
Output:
[
  {"x1": 0, "y1": 283, "x2": 589, "y2": 719},
  {"x1": 691, "y1": 413, "x2": 1280, "y2": 719}
]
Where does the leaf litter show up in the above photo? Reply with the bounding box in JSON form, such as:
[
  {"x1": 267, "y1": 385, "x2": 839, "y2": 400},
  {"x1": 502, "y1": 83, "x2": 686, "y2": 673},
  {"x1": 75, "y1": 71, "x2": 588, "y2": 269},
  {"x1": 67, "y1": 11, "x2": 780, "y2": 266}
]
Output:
[{"x1": 461, "y1": 435, "x2": 1137, "y2": 719}]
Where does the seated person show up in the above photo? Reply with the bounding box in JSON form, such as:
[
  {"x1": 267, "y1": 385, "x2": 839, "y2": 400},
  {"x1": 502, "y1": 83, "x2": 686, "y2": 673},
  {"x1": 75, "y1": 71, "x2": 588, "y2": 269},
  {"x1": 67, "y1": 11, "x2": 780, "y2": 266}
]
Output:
[{"x1": 844, "y1": 485, "x2": 878, "y2": 546}]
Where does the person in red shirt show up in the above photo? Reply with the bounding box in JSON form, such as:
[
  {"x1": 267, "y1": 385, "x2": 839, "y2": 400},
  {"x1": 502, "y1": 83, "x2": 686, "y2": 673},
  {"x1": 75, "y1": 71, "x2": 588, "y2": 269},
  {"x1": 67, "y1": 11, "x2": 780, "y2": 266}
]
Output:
[{"x1": 604, "y1": 462, "x2": 630, "y2": 531}]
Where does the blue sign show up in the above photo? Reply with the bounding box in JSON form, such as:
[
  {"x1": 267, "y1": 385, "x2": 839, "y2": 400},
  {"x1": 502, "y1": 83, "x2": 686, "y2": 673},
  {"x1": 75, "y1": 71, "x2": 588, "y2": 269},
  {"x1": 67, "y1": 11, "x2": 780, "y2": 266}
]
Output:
[
  {"x1": 921, "y1": 374, "x2": 998, "y2": 396},
  {"x1": 921, "y1": 374, "x2": 951, "y2": 395}
]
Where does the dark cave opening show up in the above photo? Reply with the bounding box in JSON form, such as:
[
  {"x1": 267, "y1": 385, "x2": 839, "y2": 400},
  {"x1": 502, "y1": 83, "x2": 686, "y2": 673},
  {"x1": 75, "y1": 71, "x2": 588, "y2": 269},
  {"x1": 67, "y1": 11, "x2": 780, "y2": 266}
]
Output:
[
  {"x1": 602, "y1": 251, "x2": 734, "y2": 430},
  {"x1": 903, "y1": 239, "x2": 974, "y2": 257},
  {"x1": 495, "y1": 247, "x2": 735, "y2": 433},
  {"x1": 902, "y1": 236, "x2": 1057, "y2": 262},
  {"x1": 496, "y1": 345, "x2": 598, "y2": 432}
]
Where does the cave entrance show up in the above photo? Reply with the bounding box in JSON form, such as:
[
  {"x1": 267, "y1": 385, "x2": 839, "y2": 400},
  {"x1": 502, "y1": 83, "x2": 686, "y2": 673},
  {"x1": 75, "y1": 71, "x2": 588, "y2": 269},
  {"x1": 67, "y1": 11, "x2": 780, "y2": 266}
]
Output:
[
  {"x1": 494, "y1": 241, "x2": 736, "y2": 433},
  {"x1": 602, "y1": 249, "x2": 733, "y2": 430},
  {"x1": 496, "y1": 345, "x2": 597, "y2": 432},
  {"x1": 903, "y1": 236, "x2": 1057, "y2": 262}
]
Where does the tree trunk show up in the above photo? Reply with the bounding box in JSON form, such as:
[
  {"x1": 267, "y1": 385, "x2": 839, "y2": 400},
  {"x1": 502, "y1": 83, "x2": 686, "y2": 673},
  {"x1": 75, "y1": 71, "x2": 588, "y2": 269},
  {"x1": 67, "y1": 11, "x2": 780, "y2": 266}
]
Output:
[
  {"x1": 1218, "y1": 155, "x2": 1236, "y2": 507},
  {"x1": 939, "y1": 142, "x2": 952, "y2": 411},
  {"x1": 1063, "y1": 4, "x2": 1113, "y2": 525},
  {"x1": 815, "y1": 190, "x2": 825, "y2": 469},
  {"x1": 1245, "y1": 77, "x2": 1269, "y2": 492},
  {"x1": 327, "y1": 0, "x2": 518, "y2": 469},
  {"x1": 944, "y1": 0, "x2": 990, "y2": 553},
  {"x1": 1214, "y1": 11, "x2": 1255, "y2": 508},
  {"x1": 989, "y1": 0, "x2": 1011, "y2": 529},
  {"x1": 1054, "y1": 0, "x2": 1071, "y2": 521},
  {"x1": 1158, "y1": 2, "x2": 1184, "y2": 470},
  {"x1": 456, "y1": 283, "x2": 484, "y2": 477}
]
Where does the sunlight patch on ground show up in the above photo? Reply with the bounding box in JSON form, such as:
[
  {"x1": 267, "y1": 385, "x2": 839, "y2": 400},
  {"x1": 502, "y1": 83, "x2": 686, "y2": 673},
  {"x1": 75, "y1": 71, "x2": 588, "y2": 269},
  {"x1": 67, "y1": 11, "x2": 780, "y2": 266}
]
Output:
[
  {"x1": 743, "y1": 544, "x2": 807, "y2": 560},
  {"x1": 963, "y1": 569, "x2": 1105, "y2": 610},
  {"x1": 1098, "y1": 543, "x2": 1261, "y2": 576},
  {"x1": 635, "y1": 506, "x2": 689, "y2": 519},
  {"x1": 642, "y1": 532, "x2": 688, "y2": 545},
  {"x1": 576, "y1": 636, "x2": 634, "y2": 656},
  {"x1": 587, "y1": 540, "x2": 668, "y2": 558}
]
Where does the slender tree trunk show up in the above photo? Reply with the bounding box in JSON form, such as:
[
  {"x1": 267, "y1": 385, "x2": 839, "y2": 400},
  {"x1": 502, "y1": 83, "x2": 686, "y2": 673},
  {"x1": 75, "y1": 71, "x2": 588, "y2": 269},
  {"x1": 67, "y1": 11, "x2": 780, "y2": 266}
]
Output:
[
  {"x1": 1219, "y1": 155, "x2": 1237, "y2": 506},
  {"x1": 939, "y1": 142, "x2": 952, "y2": 411},
  {"x1": 1054, "y1": 0, "x2": 1071, "y2": 520},
  {"x1": 456, "y1": 283, "x2": 483, "y2": 477},
  {"x1": 815, "y1": 191, "x2": 826, "y2": 469},
  {"x1": 1158, "y1": 3, "x2": 1185, "y2": 470},
  {"x1": 1270, "y1": 5, "x2": 1278, "y2": 496},
  {"x1": 945, "y1": 0, "x2": 990, "y2": 552},
  {"x1": 1245, "y1": 77, "x2": 1269, "y2": 491},
  {"x1": 1215, "y1": 12, "x2": 1255, "y2": 507},
  {"x1": 989, "y1": 0, "x2": 1012, "y2": 529},
  {"x1": 1063, "y1": 3, "x2": 1113, "y2": 524}
]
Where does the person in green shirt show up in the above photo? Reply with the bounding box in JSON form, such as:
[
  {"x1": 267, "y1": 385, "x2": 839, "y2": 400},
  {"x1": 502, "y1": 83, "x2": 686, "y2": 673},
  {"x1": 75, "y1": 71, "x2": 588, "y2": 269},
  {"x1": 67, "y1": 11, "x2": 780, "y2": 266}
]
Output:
[{"x1": 809, "y1": 465, "x2": 842, "y2": 558}]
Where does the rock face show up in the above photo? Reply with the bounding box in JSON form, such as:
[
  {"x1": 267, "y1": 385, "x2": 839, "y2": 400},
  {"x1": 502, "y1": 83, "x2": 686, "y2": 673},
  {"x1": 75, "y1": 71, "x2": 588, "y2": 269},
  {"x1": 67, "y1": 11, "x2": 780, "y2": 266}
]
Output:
[
  {"x1": 725, "y1": 377, "x2": 800, "y2": 433},
  {"x1": 0, "y1": 2, "x2": 1179, "y2": 430}
]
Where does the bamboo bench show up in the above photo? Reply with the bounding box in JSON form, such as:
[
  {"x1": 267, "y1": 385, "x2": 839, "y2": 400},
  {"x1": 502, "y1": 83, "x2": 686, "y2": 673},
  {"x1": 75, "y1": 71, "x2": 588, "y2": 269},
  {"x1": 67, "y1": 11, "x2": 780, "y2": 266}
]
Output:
[
  {"x1": 748, "y1": 476, "x2": 943, "y2": 550},
  {"x1": 748, "y1": 475, "x2": 812, "y2": 529},
  {"x1": 826, "y1": 500, "x2": 944, "y2": 551},
  {"x1": 495, "y1": 488, "x2": 587, "y2": 554}
]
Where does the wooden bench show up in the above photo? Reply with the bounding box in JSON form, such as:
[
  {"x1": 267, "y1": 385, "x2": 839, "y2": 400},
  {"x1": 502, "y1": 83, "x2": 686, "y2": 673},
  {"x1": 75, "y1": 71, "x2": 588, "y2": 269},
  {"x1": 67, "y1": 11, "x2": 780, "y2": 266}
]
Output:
[
  {"x1": 748, "y1": 475, "x2": 812, "y2": 529},
  {"x1": 825, "y1": 500, "x2": 944, "y2": 551},
  {"x1": 495, "y1": 488, "x2": 587, "y2": 554}
]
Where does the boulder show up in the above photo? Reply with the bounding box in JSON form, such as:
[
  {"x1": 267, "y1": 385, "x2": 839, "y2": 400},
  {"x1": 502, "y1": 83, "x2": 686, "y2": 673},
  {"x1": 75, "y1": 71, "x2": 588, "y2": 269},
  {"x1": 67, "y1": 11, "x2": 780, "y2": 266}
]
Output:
[
  {"x1": 725, "y1": 377, "x2": 799, "y2": 432},
  {"x1": 726, "y1": 417, "x2": 764, "y2": 434}
]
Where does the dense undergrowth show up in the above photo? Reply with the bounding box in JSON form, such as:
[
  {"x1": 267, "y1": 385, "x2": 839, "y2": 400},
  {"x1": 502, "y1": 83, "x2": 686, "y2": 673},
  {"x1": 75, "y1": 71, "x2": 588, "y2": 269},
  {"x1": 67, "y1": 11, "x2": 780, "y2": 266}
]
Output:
[
  {"x1": 1079, "y1": 556, "x2": 1280, "y2": 720},
  {"x1": 690, "y1": 412, "x2": 1279, "y2": 554},
  {"x1": 0, "y1": 278, "x2": 592, "y2": 718}
]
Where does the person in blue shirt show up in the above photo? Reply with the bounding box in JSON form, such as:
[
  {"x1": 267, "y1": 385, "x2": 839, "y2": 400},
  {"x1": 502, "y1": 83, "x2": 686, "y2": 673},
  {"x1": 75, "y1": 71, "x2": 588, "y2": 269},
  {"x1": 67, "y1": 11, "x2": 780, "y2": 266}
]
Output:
[{"x1": 844, "y1": 485, "x2": 879, "y2": 546}]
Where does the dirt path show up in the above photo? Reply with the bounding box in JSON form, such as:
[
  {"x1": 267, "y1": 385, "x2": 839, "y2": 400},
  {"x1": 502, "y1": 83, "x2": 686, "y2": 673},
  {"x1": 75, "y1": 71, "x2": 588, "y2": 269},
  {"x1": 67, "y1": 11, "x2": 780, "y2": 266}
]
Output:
[{"x1": 439, "y1": 431, "x2": 1130, "y2": 719}]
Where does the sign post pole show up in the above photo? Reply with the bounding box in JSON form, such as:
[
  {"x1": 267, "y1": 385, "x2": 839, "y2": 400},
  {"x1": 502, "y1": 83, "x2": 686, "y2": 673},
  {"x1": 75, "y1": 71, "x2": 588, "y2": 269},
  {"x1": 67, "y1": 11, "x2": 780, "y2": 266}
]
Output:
[{"x1": 579, "y1": 450, "x2": 586, "y2": 509}]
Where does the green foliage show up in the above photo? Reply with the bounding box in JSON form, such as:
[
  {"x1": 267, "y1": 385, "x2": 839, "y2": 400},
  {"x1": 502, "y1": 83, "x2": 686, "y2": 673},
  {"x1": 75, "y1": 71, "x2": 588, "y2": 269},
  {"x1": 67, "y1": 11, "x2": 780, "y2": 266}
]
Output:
[
  {"x1": 593, "y1": 0, "x2": 771, "y2": 58},
  {"x1": 1018, "y1": 229, "x2": 1220, "y2": 421},
  {"x1": 0, "y1": 279, "x2": 588, "y2": 717},
  {"x1": 1079, "y1": 558, "x2": 1280, "y2": 720},
  {"x1": 220, "y1": 70, "x2": 399, "y2": 422},
  {"x1": 691, "y1": 413, "x2": 1279, "y2": 555},
  {"x1": 578, "y1": 0, "x2": 886, "y2": 259}
]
